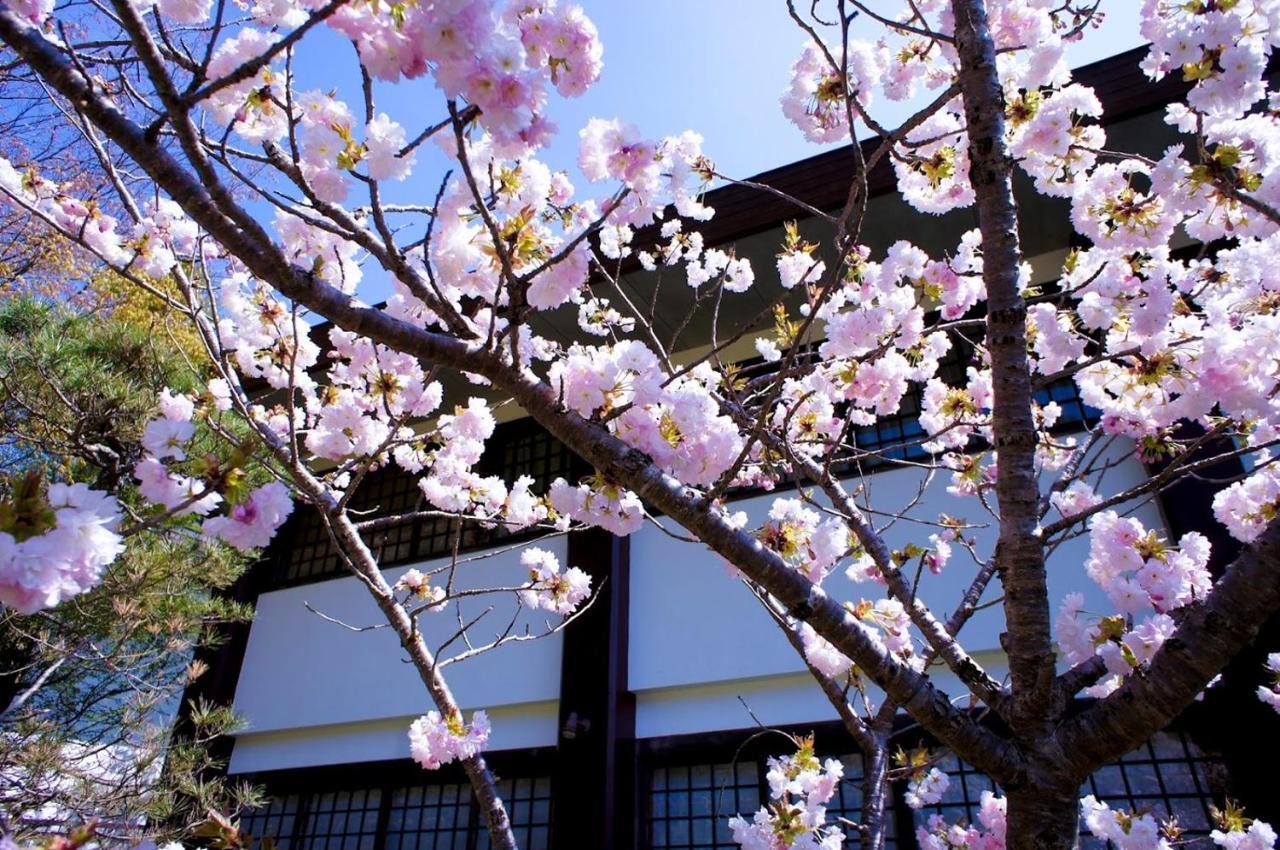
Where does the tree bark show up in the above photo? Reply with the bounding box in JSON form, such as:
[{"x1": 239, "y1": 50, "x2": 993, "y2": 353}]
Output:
[
  {"x1": 949, "y1": 0, "x2": 1057, "y2": 735},
  {"x1": 1005, "y1": 780, "x2": 1081, "y2": 850},
  {"x1": 860, "y1": 729, "x2": 891, "y2": 850},
  {"x1": 946, "y1": 11, "x2": 1090, "y2": 849}
]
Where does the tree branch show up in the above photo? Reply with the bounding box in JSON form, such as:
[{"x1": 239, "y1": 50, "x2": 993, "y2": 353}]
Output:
[{"x1": 1057, "y1": 518, "x2": 1280, "y2": 776}]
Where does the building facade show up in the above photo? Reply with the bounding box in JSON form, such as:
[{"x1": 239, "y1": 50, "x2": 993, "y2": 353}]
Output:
[{"x1": 185, "y1": 47, "x2": 1280, "y2": 850}]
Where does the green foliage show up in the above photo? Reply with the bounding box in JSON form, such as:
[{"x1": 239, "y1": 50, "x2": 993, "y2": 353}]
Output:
[
  {"x1": 0, "y1": 297, "x2": 197, "y2": 485},
  {"x1": 0, "y1": 295, "x2": 260, "y2": 844}
]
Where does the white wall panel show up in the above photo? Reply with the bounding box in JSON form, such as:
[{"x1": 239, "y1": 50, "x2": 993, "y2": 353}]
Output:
[
  {"x1": 628, "y1": 437, "x2": 1160, "y2": 694},
  {"x1": 231, "y1": 539, "x2": 566, "y2": 741},
  {"x1": 228, "y1": 700, "x2": 559, "y2": 774},
  {"x1": 634, "y1": 651, "x2": 1010, "y2": 739},
  {"x1": 231, "y1": 439, "x2": 1166, "y2": 757}
]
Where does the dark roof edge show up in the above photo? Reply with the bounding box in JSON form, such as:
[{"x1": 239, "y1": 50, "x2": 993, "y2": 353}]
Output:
[{"x1": 665, "y1": 44, "x2": 1186, "y2": 251}]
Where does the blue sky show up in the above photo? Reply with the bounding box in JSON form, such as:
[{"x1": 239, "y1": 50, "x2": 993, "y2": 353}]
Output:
[
  {"x1": 531, "y1": 1, "x2": 1146, "y2": 178},
  {"x1": 284, "y1": 1, "x2": 1148, "y2": 304}
]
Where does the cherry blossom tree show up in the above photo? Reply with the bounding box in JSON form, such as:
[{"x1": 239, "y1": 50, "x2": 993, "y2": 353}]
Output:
[{"x1": 2, "y1": 0, "x2": 1280, "y2": 849}]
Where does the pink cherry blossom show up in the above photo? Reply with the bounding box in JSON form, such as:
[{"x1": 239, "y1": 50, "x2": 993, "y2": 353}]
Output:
[
  {"x1": 408, "y1": 709, "x2": 491, "y2": 770},
  {"x1": 518, "y1": 547, "x2": 591, "y2": 614},
  {"x1": 201, "y1": 481, "x2": 293, "y2": 551},
  {"x1": 1259, "y1": 653, "x2": 1280, "y2": 715},
  {"x1": 0, "y1": 483, "x2": 123, "y2": 614}
]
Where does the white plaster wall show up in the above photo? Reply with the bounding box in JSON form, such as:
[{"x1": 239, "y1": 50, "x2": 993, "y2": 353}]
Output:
[
  {"x1": 228, "y1": 438, "x2": 1165, "y2": 757},
  {"x1": 634, "y1": 652, "x2": 1011, "y2": 739},
  {"x1": 228, "y1": 700, "x2": 559, "y2": 773},
  {"x1": 227, "y1": 538, "x2": 566, "y2": 770},
  {"x1": 628, "y1": 437, "x2": 1161, "y2": 735}
]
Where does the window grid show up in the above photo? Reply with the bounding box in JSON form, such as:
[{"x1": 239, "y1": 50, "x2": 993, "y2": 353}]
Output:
[
  {"x1": 1039, "y1": 377, "x2": 1095, "y2": 428},
  {"x1": 853, "y1": 394, "x2": 929, "y2": 461},
  {"x1": 295, "y1": 788, "x2": 383, "y2": 850},
  {"x1": 847, "y1": 367, "x2": 1096, "y2": 464},
  {"x1": 240, "y1": 793, "x2": 301, "y2": 850},
  {"x1": 647, "y1": 752, "x2": 895, "y2": 850},
  {"x1": 244, "y1": 775, "x2": 552, "y2": 850},
  {"x1": 1080, "y1": 730, "x2": 1220, "y2": 846},
  {"x1": 384, "y1": 782, "x2": 473, "y2": 850},
  {"x1": 912, "y1": 731, "x2": 1219, "y2": 844},
  {"x1": 649, "y1": 760, "x2": 760, "y2": 850},
  {"x1": 644, "y1": 731, "x2": 1220, "y2": 850},
  {"x1": 272, "y1": 421, "x2": 577, "y2": 588}
]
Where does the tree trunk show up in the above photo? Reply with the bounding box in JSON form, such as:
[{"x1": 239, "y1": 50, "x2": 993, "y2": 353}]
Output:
[
  {"x1": 949, "y1": 0, "x2": 1059, "y2": 736},
  {"x1": 860, "y1": 738, "x2": 891, "y2": 850},
  {"x1": 1005, "y1": 783, "x2": 1081, "y2": 850}
]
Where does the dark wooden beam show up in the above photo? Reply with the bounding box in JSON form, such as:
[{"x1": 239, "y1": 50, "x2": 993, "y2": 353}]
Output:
[{"x1": 551, "y1": 528, "x2": 636, "y2": 850}]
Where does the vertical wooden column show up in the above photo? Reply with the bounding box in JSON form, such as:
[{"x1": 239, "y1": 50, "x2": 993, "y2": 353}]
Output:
[
  {"x1": 550, "y1": 528, "x2": 635, "y2": 850},
  {"x1": 1148, "y1": 425, "x2": 1280, "y2": 824}
]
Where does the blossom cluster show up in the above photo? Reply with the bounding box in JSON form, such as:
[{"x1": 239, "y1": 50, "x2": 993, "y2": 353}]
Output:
[
  {"x1": 904, "y1": 767, "x2": 950, "y2": 810},
  {"x1": 518, "y1": 547, "x2": 591, "y2": 615},
  {"x1": 202, "y1": 482, "x2": 293, "y2": 551},
  {"x1": 0, "y1": 481, "x2": 124, "y2": 614},
  {"x1": 798, "y1": 593, "x2": 913, "y2": 683},
  {"x1": 799, "y1": 623, "x2": 854, "y2": 680},
  {"x1": 407, "y1": 709, "x2": 491, "y2": 770},
  {"x1": 548, "y1": 476, "x2": 644, "y2": 536},
  {"x1": 756, "y1": 499, "x2": 848, "y2": 584},
  {"x1": 1055, "y1": 511, "x2": 1212, "y2": 696},
  {"x1": 1213, "y1": 466, "x2": 1280, "y2": 545},
  {"x1": 729, "y1": 739, "x2": 845, "y2": 850},
  {"x1": 1140, "y1": 0, "x2": 1278, "y2": 122},
  {"x1": 0, "y1": 158, "x2": 206, "y2": 279},
  {"x1": 743, "y1": 235, "x2": 997, "y2": 474},
  {"x1": 394, "y1": 568, "x2": 447, "y2": 608},
  {"x1": 132, "y1": 388, "x2": 293, "y2": 552},
  {"x1": 1213, "y1": 818, "x2": 1278, "y2": 850},
  {"x1": 1081, "y1": 796, "x2": 1173, "y2": 850},
  {"x1": 179, "y1": 0, "x2": 602, "y2": 153},
  {"x1": 915, "y1": 791, "x2": 1007, "y2": 850},
  {"x1": 306, "y1": 330, "x2": 442, "y2": 463},
  {"x1": 545, "y1": 335, "x2": 748, "y2": 492},
  {"x1": 1259, "y1": 653, "x2": 1280, "y2": 715},
  {"x1": 1084, "y1": 512, "x2": 1212, "y2": 616}
]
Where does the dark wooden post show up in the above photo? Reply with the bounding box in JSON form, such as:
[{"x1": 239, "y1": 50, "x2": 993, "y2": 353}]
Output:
[{"x1": 550, "y1": 528, "x2": 635, "y2": 850}]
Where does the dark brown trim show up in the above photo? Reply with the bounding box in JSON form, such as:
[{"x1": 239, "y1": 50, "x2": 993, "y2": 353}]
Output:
[
  {"x1": 618, "y1": 45, "x2": 1212, "y2": 263},
  {"x1": 234, "y1": 747, "x2": 558, "y2": 795},
  {"x1": 551, "y1": 528, "x2": 636, "y2": 850}
]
